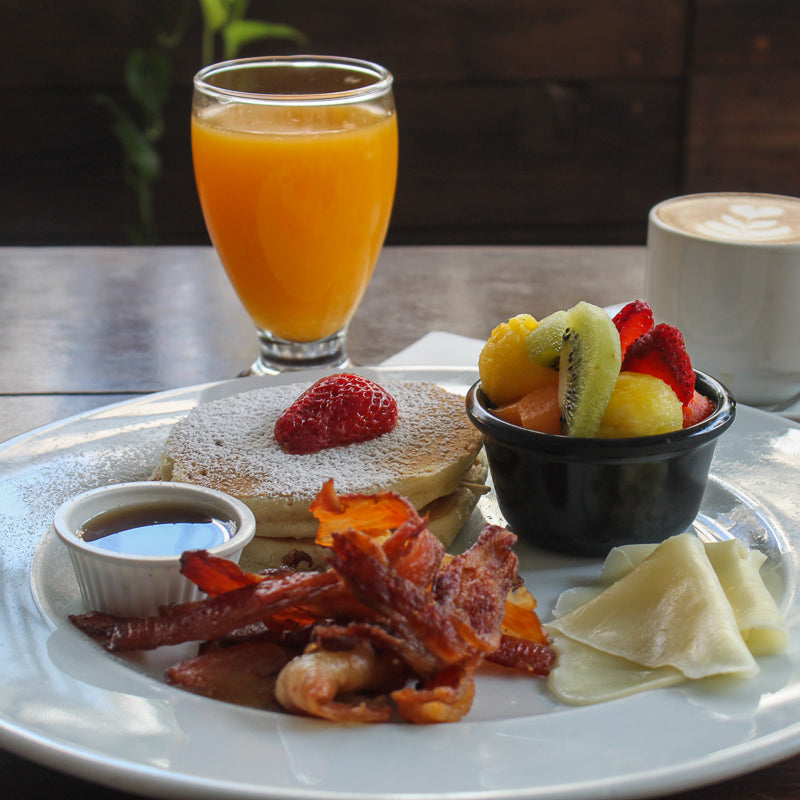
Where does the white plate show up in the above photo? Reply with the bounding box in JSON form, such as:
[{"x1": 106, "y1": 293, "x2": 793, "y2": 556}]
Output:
[{"x1": 2, "y1": 365, "x2": 800, "y2": 800}]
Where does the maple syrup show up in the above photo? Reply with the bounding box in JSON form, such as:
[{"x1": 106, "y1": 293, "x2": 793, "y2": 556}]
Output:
[{"x1": 79, "y1": 501, "x2": 234, "y2": 556}]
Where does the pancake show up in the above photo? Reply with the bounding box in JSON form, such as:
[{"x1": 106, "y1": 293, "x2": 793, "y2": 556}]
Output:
[
  {"x1": 157, "y1": 380, "x2": 486, "y2": 565},
  {"x1": 237, "y1": 450, "x2": 488, "y2": 571}
]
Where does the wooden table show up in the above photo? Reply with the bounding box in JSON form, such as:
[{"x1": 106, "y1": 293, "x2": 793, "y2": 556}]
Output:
[{"x1": 0, "y1": 245, "x2": 796, "y2": 800}]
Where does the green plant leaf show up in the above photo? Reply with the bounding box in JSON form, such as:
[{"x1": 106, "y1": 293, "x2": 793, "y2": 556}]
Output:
[
  {"x1": 222, "y1": 19, "x2": 309, "y2": 59},
  {"x1": 125, "y1": 49, "x2": 171, "y2": 123},
  {"x1": 228, "y1": 0, "x2": 250, "y2": 23},
  {"x1": 120, "y1": 126, "x2": 162, "y2": 184},
  {"x1": 198, "y1": 0, "x2": 228, "y2": 32},
  {"x1": 156, "y1": 0, "x2": 193, "y2": 50},
  {"x1": 95, "y1": 95, "x2": 162, "y2": 183}
]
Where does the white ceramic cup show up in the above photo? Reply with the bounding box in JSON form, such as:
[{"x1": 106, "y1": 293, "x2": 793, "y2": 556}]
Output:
[{"x1": 646, "y1": 192, "x2": 800, "y2": 408}]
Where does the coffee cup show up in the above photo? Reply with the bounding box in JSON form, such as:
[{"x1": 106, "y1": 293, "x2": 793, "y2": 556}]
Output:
[{"x1": 646, "y1": 192, "x2": 800, "y2": 408}]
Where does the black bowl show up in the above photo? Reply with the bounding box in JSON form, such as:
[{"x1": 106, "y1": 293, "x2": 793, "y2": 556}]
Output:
[{"x1": 466, "y1": 371, "x2": 735, "y2": 557}]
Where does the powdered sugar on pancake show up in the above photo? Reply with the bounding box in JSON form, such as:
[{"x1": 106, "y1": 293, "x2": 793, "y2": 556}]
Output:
[{"x1": 160, "y1": 381, "x2": 481, "y2": 507}]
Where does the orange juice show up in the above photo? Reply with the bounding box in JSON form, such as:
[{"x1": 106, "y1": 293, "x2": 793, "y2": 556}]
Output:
[{"x1": 192, "y1": 104, "x2": 397, "y2": 342}]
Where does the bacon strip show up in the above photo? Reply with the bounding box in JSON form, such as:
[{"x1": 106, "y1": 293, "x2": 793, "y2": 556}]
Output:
[
  {"x1": 311, "y1": 480, "x2": 415, "y2": 546},
  {"x1": 70, "y1": 570, "x2": 340, "y2": 651},
  {"x1": 392, "y1": 665, "x2": 478, "y2": 724},
  {"x1": 433, "y1": 524, "x2": 519, "y2": 649},
  {"x1": 179, "y1": 549, "x2": 289, "y2": 596},
  {"x1": 327, "y1": 524, "x2": 518, "y2": 679},
  {"x1": 381, "y1": 514, "x2": 445, "y2": 587},
  {"x1": 328, "y1": 530, "x2": 474, "y2": 675},
  {"x1": 501, "y1": 585, "x2": 550, "y2": 644},
  {"x1": 485, "y1": 634, "x2": 556, "y2": 675},
  {"x1": 166, "y1": 640, "x2": 293, "y2": 710}
]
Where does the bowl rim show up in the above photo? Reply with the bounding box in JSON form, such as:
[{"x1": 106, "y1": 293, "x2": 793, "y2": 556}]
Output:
[
  {"x1": 466, "y1": 369, "x2": 736, "y2": 457},
  {"x1": 53, "y1": 481, "x2": 256, "y2": 565}
]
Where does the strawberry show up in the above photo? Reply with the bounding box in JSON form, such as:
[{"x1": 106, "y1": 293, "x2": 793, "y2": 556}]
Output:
[
  {"x1": 274, "y1": 373, "x2": 398, "y2": 454},
  {"x1": 613, "y1": 299, "x2": 655, "y2": 358},
  {"x1": 621, "y1": 323, "x2": 695, "y2": 404}
]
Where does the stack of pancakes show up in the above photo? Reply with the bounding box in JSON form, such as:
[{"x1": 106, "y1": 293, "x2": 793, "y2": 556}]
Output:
[{"x1": 157, "y1": 380, "x2": 487, "y2": 569}]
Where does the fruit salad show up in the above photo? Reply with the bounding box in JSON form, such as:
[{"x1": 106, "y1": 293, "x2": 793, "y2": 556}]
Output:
[{"x1": 479, "y1": 300, "x2": 715, "y2": 438}]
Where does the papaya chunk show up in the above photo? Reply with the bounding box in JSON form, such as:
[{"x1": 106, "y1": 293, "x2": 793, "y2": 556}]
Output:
[{"x1": 493, "y1": 374, "x2": 561, "y2": 435}]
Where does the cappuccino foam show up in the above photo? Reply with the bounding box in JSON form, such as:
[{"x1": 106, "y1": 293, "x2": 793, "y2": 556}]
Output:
[{"x1": 654, "y1": 192, "x2": 800, "y2": 244}]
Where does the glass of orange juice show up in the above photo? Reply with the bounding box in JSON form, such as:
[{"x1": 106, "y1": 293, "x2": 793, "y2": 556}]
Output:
[{"x1": 191, "y1": 56, "x2": 398, "y2": 374}]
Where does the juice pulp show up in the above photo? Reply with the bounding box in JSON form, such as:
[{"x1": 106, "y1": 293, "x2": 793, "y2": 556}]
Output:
[{"x1": 192, "y1": 104, "x2": 398, "y2": 342}]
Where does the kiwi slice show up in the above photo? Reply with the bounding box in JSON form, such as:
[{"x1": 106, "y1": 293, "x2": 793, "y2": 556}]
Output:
[
  {"x1": 558, "y1": 302, "x2": 622, "y2": 437},
  {"x1": 527, "y1": 309, "x2": 567, "y2": 369}
]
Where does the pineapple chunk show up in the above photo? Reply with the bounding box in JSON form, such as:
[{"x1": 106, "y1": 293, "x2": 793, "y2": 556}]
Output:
[
  {"x1": 479, "y1": 314, "x2": 557, "y2": 405},
  {"x1": 597, "y1": 372, "x2": 682, "y2": 438}
]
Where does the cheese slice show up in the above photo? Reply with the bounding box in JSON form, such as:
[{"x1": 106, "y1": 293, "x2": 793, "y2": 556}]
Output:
[
  {"x1": 600, "y1": 543, "x2": 660, "y2": 583},
  {"x1": 704, "y1": 539, "x2": 789, "y2": 656},
  {"x1": 546, "y1": 634, "x2": 685, "y2": 705},
  {"x1": 599, "y1": 538, "x2": 788, "y2": 657},
  {"x1": 547, "y1": 534, "x2": 759, "y2": 681}
]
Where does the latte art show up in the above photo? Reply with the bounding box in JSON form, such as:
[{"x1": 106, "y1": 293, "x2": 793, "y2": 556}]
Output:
[{"x1": 654, "y1": 193, "x2": 800, "y2": 244}]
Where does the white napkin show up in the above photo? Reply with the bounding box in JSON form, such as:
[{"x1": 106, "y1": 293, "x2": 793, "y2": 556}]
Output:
[{"x1": 380, "y1": 331, "x2": 483, "y2": 367}]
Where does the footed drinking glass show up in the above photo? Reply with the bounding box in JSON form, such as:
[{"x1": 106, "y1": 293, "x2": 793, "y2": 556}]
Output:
[{"x1": 192, "y1": 55, "x2": 398, "y2": 374}]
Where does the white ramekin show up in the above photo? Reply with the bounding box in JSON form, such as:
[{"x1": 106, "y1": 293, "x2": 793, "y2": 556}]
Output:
[{"x1": 54, "y1": 481, "x2": 256, "y2": 617}]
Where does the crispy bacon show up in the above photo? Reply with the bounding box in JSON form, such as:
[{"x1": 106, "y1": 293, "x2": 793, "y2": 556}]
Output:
[
  {"x1": 166, "y1": 640, "x2": 293, "y2": 710},
  {"x1": 179, "y1": 552, "x2": 262, "y2": 595},
  {"x1": 179, "y1": 550, "x2": 289, "y2": 596},
  {"x1": 379, "y1": 514, "x2": 445, "y2": 587},
  {"x1": 433, "y1": 524, "x2": 518, "y2": 649},
  {"x1": 69, "y1": 482, "x2": 554, "y2": 724},
  {"x1": 70, "y1": 570, "x2": 340, "y2": 651},
  {"x1": 485, "y1": 634, "x2": 556, "y2": 675},
  {"x1": 501, "y1": 585, "x2": 550, "y2": 644},
  {"x1": 329, "y1": 530, "x2": 479, "y2": 675},
  {"x1": 196, "y1": 620, "x2": 298, "y2": 651},
  {"x1": 311, "y1": 480, "x2": 415, "y2": 546},
  {"x1": 392, "y1": 664, "x2": 478, "y2": 724}
]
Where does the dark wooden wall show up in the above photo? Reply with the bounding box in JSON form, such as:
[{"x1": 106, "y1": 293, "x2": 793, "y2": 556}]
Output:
[{"x1": 3, "y1": 0, "x2": 799, "y2": 246}]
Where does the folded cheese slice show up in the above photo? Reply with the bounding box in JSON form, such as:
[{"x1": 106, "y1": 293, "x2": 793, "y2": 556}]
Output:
[
  {"x1": 698, "y1": 540, "x2": 788, "y2": 656},
  {"x1": 599, "y1": 538, "x2": 789, "y2": 657},
  {"x1": 548, "y1": 534, "x2": 759, "y2": 691},
  {"x1": 546, "y1": 636, "x2": 685, "y2": 705}
]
